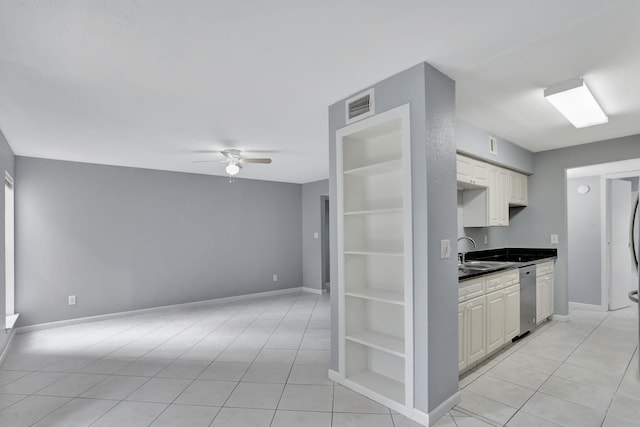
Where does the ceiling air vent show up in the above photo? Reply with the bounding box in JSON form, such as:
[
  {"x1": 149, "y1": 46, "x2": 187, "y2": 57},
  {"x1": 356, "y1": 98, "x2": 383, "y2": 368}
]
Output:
[{"x1": 345, "y1": 89, "x2": 375, "y2": 124}]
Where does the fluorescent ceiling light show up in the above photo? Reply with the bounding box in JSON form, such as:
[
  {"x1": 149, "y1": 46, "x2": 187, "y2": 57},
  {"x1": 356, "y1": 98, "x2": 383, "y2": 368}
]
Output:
[
  {"x1": 225, "y1": 163, "x2": 241, "y2": 175},
  {"x1": 544, "y1": 78, "x2": 608, "y2": 128}
]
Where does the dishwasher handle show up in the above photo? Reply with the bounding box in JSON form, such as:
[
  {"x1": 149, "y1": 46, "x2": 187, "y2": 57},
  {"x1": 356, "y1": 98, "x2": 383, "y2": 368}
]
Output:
[{"x1": 629, "y1": 290, "x2": 639, "y2": 304}]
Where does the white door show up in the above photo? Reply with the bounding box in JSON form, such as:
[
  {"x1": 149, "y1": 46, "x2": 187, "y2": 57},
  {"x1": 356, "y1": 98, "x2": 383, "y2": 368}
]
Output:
[{"x1": 610, "y1": 179, "x2": 633, "y2": 310}]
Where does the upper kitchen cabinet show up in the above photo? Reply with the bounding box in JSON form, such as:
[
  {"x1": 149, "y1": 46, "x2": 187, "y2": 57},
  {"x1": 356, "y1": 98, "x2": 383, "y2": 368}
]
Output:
[
  {"x1": 457, "y1": 154, "x2": 528, "y2": 227},
  {"x1": 457, "y1": 154, "x2": 489, "y2": 189},
  {"x1": 508, "y1": 170, "x2": 528, "y2": 207}
]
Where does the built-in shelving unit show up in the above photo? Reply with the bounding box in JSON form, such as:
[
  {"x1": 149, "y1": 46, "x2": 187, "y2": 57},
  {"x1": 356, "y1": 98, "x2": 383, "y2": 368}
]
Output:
[{"x1": 335, "y1": 104, "x2": 413, "y2": 411}]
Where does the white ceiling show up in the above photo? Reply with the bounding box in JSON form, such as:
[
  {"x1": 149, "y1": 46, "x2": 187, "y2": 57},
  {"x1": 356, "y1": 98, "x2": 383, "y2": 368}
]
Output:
[{"x1": 1, "y1": 0, "x2": 639, "y2": 184}]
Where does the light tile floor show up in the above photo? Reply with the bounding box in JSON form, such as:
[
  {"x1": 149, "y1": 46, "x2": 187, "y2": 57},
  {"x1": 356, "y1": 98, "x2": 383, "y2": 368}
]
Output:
[{"x1": 0, "y1": 292, "x2": 638, "y2": 426}]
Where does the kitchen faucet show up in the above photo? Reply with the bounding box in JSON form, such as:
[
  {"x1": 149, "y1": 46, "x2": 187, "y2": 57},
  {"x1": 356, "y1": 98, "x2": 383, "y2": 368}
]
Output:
[{"x1": 457, "y1": 236, "x2": 477, "y2": 265}]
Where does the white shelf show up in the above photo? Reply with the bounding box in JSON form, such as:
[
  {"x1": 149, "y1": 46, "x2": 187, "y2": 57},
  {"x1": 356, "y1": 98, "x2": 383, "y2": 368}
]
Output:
[
  {"x1": 346, "y1": 330, "x2": 404, "y2": 357},
  {"x1": 346, "y1": 289, "x2": 404, "y2": 306},
  {"x1": 348, "y1": 370, "x2": 405, "y2": 404},
  {"x1": 344, "y1": 159, "x2": 402, "y2": 176},
  {"x1": 344, "y1": 251, "x2": 403, "y2": 257},
  {"x1": 344, "y1": 208, "x2": 402, "y2": 216}
]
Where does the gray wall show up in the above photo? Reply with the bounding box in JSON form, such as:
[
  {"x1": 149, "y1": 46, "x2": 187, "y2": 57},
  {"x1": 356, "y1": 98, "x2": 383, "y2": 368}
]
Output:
[
  {"x1": 506, "y1": 134, "x2": 640, "y2": 316},
  {"x1": 456, "y1": 118, "x2": 533, "y2": 174},
  {"x1": 15, "y1": 157, "x2": 303, "y2": 326},
  {"x1": 301, "y1": 179, "x2": 329, "y2": 291},
  {"x1": 0, "y1": 130, "x2": 15, "y2": 357},
  {"x1": 329, "y1": 62, "x2": 458, "y2": 414},
  {"x1": 567, "y1": 176, "x2": 602, "y2": 305}
]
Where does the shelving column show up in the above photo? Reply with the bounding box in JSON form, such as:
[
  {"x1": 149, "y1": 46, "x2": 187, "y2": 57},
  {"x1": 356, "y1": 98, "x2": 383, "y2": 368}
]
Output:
[{"x1": 335, "y1": 104, "x2": 413, "y2": 411}]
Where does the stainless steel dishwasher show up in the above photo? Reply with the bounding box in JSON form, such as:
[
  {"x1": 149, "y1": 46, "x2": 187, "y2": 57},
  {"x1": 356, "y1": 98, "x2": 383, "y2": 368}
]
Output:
[{"x1": 518, "y1": 265, "x2": 537, "y2": 339}]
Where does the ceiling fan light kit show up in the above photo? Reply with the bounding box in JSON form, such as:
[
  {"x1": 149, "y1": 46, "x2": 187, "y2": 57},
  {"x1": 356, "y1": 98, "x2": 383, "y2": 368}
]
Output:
[
  {"x1": 219, "y1": 149, "x2": 272, "y2": 176},
  {"x1": 225, "y1": 162, "x2": 241, "y2": 175},
  {"x1": 544, "y1": 78, "x2": 608, "y2": 128}
]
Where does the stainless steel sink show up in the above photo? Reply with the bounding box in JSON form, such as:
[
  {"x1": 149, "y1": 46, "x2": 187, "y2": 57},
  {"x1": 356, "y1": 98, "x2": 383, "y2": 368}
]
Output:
[{"x1": 458, "y1": 260, "x2": 513, "y2": 271}]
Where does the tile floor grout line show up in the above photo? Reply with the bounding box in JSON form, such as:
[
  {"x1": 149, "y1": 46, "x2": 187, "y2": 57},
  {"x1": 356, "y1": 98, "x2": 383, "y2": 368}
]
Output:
[
  {"x1": 501, "y1": 310, "x2": 616, "y2": 426},
  {"x1": 206, "y1": 292, "x2": 314, "y2": 426}
]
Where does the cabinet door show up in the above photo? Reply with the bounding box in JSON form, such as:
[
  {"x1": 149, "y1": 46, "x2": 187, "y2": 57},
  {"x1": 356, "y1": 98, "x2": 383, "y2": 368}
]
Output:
[
  {"x1": 486, "y1": 291, "x2": 505, "y2": 354},
  {"x1": 517, "y1": 174, "x2": 528, "y2": 206},
  {"x1": 467, "y1": 296, "x2": 486, "y2": 365},
  {"x1": 488, "y1": 167, "x2": 508, "y2": 226},
  {"x1": 536, "y1": 275, "x2": 554, "y2": 323},
  {"x1": 457, "y1": 155, "x2": 474, "y2": 185},
  {"x1": 544, "y1": 274, "x2": 554, "y2": 319},
  {"x1": 504, "y1": 284, "x2": 520, "y2": 341},
  {"x1": 472, "y1": 161, "x2": 489, "y2": 187},
  {"x1": 508, "y1": 171, "x2": 528, "y2": 207},
  {"x1": 457, "y1": 155, "x2": 489, "y2": 187},
  {"x1": 458, "y1": 303, "x2": 467, "y2": 372},
  {"x1": 508, "y1": 171, "x2": 518, "y2": 205},
  {"x1": 536, "y1": 276, "x2": 544, "y2": 323}
]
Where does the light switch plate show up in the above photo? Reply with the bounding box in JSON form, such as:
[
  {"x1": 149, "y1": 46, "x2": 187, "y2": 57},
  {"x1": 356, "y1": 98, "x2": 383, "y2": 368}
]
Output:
[
  {"x1": 551, "y1": 234, "x2": 559, "y2": 244},
  {"x1": 68, "y1": 295, "x2": 76, "y2": 306},
  {"x1": 440, "y1": 239, "x2": 451, "y2": 259}
]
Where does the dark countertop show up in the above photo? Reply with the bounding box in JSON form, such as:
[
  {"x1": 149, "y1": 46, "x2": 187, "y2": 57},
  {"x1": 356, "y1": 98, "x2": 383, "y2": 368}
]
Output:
[{"x1": 458, "y1": 247, "x2": 558, "y2": 281}]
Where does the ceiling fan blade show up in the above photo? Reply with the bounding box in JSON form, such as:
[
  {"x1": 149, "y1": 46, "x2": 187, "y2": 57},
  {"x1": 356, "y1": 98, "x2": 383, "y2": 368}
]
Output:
[
  {"x1": 192, "y1": 160, "x2": 225, "y2": 163},
  {"x1": 242, "y1": 158, "x2": 272, "y2": 164}
]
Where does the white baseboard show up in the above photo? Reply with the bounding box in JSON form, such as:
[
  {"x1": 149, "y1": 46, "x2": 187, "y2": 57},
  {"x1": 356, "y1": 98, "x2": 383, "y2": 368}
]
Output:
[
  {"x1": 552, "y1": 313, "x2": 571, "y2": 322},
  {"x1": 0, "y1": 329, "x2": 16, "y2": 366},
  {"x1": 569, "y1": 302, "x2": 607, "y2": 312},
  {"x1": 428, "y1": 391, "x2": 460, "y2": 426},
  {"x1": 328, "y1": 369, "x2": 340, "y2": 382},
  {"x1": 302, "y1": 287, "x2": 326, "y2": 295},
  {"x1": 17, "y1": 286, "x2": 314, "y2": 334}
]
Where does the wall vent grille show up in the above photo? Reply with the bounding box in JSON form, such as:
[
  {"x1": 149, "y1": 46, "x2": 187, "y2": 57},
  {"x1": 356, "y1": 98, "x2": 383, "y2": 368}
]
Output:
[{"x1": 345, "y1": 89, "x2": 375, "y2": 124}]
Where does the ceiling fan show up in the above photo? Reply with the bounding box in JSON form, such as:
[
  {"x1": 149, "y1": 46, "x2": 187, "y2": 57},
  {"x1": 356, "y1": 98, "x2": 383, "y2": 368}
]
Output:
[{"x1": 195, "y1": 149, "x2": 272, "y2": 176}]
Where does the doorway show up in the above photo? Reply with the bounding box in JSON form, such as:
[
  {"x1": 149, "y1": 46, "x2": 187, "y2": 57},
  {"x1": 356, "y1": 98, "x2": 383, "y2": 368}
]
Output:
[
  {"x1": 566, "y1": 160, "x2": 640, "y2": 312},
  {"x1": 320, "y1": 195, "x2": 330, "y2": 292}
]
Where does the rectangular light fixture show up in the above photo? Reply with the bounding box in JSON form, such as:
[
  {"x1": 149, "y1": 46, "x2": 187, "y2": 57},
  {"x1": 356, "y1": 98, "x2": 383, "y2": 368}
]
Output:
[{"x1": 544, "y1": 78, "x2": 608, "y2": 128}]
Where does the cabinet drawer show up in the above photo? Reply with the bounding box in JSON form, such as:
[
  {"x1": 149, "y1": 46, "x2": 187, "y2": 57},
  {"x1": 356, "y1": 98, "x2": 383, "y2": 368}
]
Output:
[
  {"x1": 485, "y1": 269, "x2": 519, "y2": 292},
  {"x1": 459, "y1": 278, "x2": 484, "y2": 303},
  {"x1": 536, "y1": 261, "x2": 554, "y2": 277}
]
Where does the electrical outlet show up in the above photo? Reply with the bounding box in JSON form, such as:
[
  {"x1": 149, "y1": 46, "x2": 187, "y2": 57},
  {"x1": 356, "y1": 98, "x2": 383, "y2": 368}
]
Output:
[
  {"x1": 440, "y1": 239, "x2": 451, "y2": 259},
  {"x1": 313, "y1": 232, "x2": 319, "y2": 239},
  {"x1": 68, "y1": 295, "x2": 76, "y2": 306},
  {"x1": 273, "y1": 274, "x2": 278, "y2": 282},
  {"x1": 551, "y1": 234, "x2": 559, "y2": 244}
]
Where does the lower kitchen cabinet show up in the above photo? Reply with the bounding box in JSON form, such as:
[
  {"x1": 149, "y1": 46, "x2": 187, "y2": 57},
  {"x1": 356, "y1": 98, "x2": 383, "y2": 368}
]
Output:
[
  {"x1": 536, "y1": 272, "x2": 554, "y2": 323},
  {"x1": 458, "y1": 295, "x2": 486, "y2": 372},
  {"x1": 486, "y1": 284, "x2": 520, "y2": 355},
  {"x1": 459, "y1": 269, "x2": 520, "y2": 373}
]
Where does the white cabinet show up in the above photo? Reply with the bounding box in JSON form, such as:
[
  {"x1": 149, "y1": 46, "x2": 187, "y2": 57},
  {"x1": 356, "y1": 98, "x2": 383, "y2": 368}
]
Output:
[
  {"x1": 488, "y1": 166, "x2": 509, "y2": 226},
  {"x1": 504, "y1": 284, "x2": 521, "y2": 341},
  {"x1": 486, "y1": 284, "x2": 520, "y2": 354},
  {"x1": 508, "y1": 171, "x2": 528, "y2": 206},
  {"x1": 536, "y1": 262, "x2": 554, "y2": 323},
  {"x1": 457, "y1": 154, "x2": 528, "y2": 227},
  {"x1": 458, "y1": 269, "x2": 520, "y2": 373},
  {"x1": 337, "y1": 105, "x2": 413, "y2": 409},
  {"x1": 485, "y1": 290, "x2": 506, "y2": 354},
  {"x1": 458, "y1": 295, "x2": 486, "y2": 372},
  {"x1": 457, "y1": 155, "x2": 489, "y2": 188}
]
